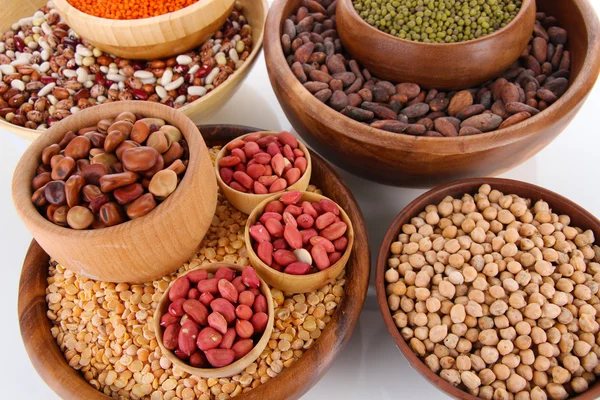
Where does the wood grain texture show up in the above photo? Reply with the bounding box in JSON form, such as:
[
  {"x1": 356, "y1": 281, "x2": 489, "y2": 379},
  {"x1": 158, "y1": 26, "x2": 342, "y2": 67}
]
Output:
[
  {"x1": 53, "y1": 0, "x2": 235, "y2": 59},
  {"x1": 376, "y1": 177, "x2": 600, "y2": 400},
  {"x1": 154, "y1": 263, "x2": 275, "y2": 379},
  {"x1": 337, "y1": 0, "x2": 536, "y2": 90},
  {"x1": 245, "y1": 191, "x2": 354, "y2": 293},
  {"x1": 18, "y1": 124, "x2": 371, "y2": 400},
  {"x1": 214, "y1": 132, "x2": 312, "y2": 214},
  {"x1": 12, "y1": 101, "x2": 218, "y2": 283},
  {"x1": 0, "y1": 0, "x2": 267, "y2": 142},
  {"x1": 264, "y1": 0, "x2": 600, "y2": 188}
]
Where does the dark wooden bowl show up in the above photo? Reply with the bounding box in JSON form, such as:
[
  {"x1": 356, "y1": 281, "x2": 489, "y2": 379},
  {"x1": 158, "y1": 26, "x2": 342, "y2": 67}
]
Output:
[
  {"x1": 264, "y1": 0, "x2": 600, "y2": 188},
  {"x1": 18, "y1": 125, "x2": 370, "y2": 400},
  {"x1": 337, "y1": 0, "x2": 536, "y2": 90},
  {"x1": 376, "y1": 177, "x2": 600, "y2": 400}
]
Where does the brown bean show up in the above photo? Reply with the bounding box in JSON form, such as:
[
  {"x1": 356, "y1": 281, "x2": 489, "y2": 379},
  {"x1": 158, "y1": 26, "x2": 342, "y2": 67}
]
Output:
[
  {"x1": 99, "y1": 171, "x2": 138, "y2": 193},
  {"x1": 51, "y1": 156, "x2": 75, "y2": 181},
  {"x1": 64, "y1": 136, "x2": 91, "y2": 160},
  {"x1": 66, "y1": 206, "x2": 94, "y2": 230},
  {"x1": 65, "y1": 175, "x2": 85, "y2": 208},
  {"x1": 126, "y1": 193, "x2": 156, "y2": 219},
  {"x1": 99, "y1": 202, "x2": 126, "y2": 226},
  {"x1": 44, "y1": 181, "x2": 67, "y2": 206}
]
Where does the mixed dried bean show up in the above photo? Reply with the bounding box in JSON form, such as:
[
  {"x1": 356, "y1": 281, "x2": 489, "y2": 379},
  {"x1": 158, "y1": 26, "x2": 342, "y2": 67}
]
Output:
[
  {"x1": 159, "y1": 266, "x2": 269, "y2": 368},
  {"x1": 32, "y1": 112, "x2": 188, "y2": 229},
  {"x1": 249, "y1": 191, "x2": 349, "y2": 275},
  {"x1": 45, "y1": 147, "x2": 346, "y2": 399},
  {"x1": 0, "y1": 1, "x2": 253, "y2": 130},
  {"x1": 282, "y1": 0, "x2": 571, "y2": 136},
  {"x1": 385, "y1": 184, "x2": 600, "y2": 399}
]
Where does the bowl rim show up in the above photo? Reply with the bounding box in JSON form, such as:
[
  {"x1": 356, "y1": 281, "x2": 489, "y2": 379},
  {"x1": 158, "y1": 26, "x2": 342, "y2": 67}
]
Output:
[
  {"x1": 11, "y1": 101, "x2": 204, "y2": 238},
  {"x1": 375, "y1": 177, "x2": 600, "y2": 400},
  {"x1": 340, "y1": 0, "x2": 535, "y2": 48},
  {"x1": 153, "y1": 262, "x2": 276, "y2": 378},
  {"x1": 213, "y1": 131, "x2": 313, "y2": 197},
  {"x1": 244, "y1": 190, "x2": 355, "y2": 282},
  {"x1": 0, "y1": 0, "x2": 267, "y2": 140},
  {"x1": 264, "y1": 0, "x2": 600, "y2": 154},
  {"x1": 52, "y1": 0, "x2": 234, "y2": 27}
]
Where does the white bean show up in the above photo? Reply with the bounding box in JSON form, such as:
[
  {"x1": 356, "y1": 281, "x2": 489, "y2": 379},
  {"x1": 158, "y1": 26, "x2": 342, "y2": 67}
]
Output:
[
  {"x1": 161, "y1": 69, "x2": 173, "y2": 86},
  {"x1": 164, "y1": 76, "x2": 184, "y2": 91},
  {"x1": 176, "y1": 55, "x2": 192, "y2": 65},
  {"x1": 187, "y1": 86, "x2": 207, "y2": 97},
  {"x1": 11, "y1": 79, "x2": 25, "y2": 91},
  {"x1": 106, "y1": 73, "x2": 126, "y2": 82},
  {"x1": 133, "y1": 70, "x2": 154, "y2": 80},
  {"x1": 38, "y1": 82, "x2": 56, "y2": 97}
]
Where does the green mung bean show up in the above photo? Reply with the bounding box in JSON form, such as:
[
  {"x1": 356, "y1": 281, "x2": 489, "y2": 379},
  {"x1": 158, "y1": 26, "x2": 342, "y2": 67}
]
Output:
[{"x1": 352, "y1": 0, "x2": 522, "y2": 43}]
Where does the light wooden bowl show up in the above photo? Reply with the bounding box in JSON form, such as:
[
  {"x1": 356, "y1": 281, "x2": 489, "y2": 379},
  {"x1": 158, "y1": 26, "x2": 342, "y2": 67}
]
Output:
[
  {"x1": 376, "y1": 177, "x2": 600, "y2": 400},
  {"x1": 52, "y1": 0, "x2": 235, "y2": 59},
  {"x1": 0, "y1": 0, "x2": 267, "y2": 142},
  {"x1": 154, "y1": 263, "x2": 275, "y2": 379},
  {"x1": 245, "y1": 191, "x2": 354, "y2": 293},
  {"x1": 215, "y1": 131, "x2": 312, "y2": 215},
  {"x1": 18, "y1": 124, "x2": 370, "y2": 400},
  {"x1": 264, "y1": 0, "x2": 600, "y2": 187},
  {"x1": 337, "y1": 0, "x2": 536, "y2": 90},
  {"x1": 11, "y1": 101, "x2": 218, "y2": 283}
]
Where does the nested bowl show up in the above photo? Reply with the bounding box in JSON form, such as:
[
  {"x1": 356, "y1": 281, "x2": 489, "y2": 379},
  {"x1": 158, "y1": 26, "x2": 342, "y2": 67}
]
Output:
[
  {"x1": 245, "y1": 191, "x2": 354, "y2": 293},
  {"x1": 215, "y1": 131, "x2": 313, "y2": 214},
  {"x1": 52, "y1": 0, "x2": 235, "y2": 59},
  {"x1": 264, "y1": 0, "x2": 600, "y2": 188},
  {"x1": 154, "y1": 263, "x2": 275, "y2": 379},
  {"x1": 18, "y1": 124, "x2": 370, "y2": 400},
  {"x1": 376, "y1": 177, "x2": 600, "y2": 400},
  {"x1": 336, "y1": 0, "x2": 536, "y2": 90},
  {"x1": 0, "y1": 0, "x2": 267, "y2": 141},
  {"x1": 11, "y1": 101, "x2": 218, "y2": 283}
]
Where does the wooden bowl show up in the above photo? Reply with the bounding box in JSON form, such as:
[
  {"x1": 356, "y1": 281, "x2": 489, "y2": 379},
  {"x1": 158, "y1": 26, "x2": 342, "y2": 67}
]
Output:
[
  {"x1": 215, "y1": 132, "x2": 312, "y2": 214},
  {"x1": 11, "y1": 101, "x2": 218, "y2": 283},
  {"x1": 18, "y1": 124, "x2": 370, "y2": 400},
  {"x1": 245, "y1": 191, "x2": 354, "y2": 293},
  {"x1": 376, "y1": 177, "x2": 600, "y2": 400},
  {"x1": 0, "y1": 0, "x2": 267, "y2": 141},
  {"x1": 52, "y1": 0, "x2": 235, "y2": 60},
  {"x1": 264, "y1": 0, "x2": 600, "y2": 188},
  {"x1": 336, "y1": 0, "x2": 536, "y2": 90},
  {"x1": 154, "y1": 263, "x2": 275, "y2": 379}
]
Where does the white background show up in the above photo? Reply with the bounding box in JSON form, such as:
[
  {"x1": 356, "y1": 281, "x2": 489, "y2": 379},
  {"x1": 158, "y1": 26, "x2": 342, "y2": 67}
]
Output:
[{"x1": 1, "y1": 2, "x2": 599, "y2": 399}]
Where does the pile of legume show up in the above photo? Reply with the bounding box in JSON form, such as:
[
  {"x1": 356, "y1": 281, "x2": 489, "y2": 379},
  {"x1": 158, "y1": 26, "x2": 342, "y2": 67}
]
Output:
[
  {"x1": 384, "y1": 184, "x2": 600, "y2": 399},
  {"x1": 282, "y1": 0, "x2": 570, "y2": 136},
  {"x1": 45, "y1": 146, "x2": 345, "y2": 399},
  {"x1": 0, "y1": 1, "x2": 253, "y2": 131},
  {"x1": 67, "y1": 0, "x2": 200, "y2": 20},
  {"x1": 33, "y1": 113, "x2": 189, "y2": 229},
  {"x1": 353, "y1": 0, "x2": 522, "y2": 43}
]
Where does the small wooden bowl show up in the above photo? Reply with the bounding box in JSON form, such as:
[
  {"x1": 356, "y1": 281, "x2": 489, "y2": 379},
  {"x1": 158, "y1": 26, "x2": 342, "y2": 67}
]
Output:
[
  {"x1": 264, "y1": 0, "x2": 600, "y2": 187},
  {"x1": 154, "y1": 263, "x2": 275, "y2": 379},
  {"x1": 0, "y1": 0, "x2": 267, "y2": 141},
  {"x1": 52, "y1": 0, "x2": 235, "y2": 59},
  {"x1": 18, "y1": 124, "x2": 370, "y2": 400},
  {"x1": 11, "y1": 101, "x2": 218, "y2": 283},
  {"x1": 336, "y1": 0, "x2": 536, "y2": 90},
  {"x1": 215, "y1": 131, "x2": 313, "y2": 214},
  {"x1": 376, "y1": 177, "x2": 600, "y2": 400},
  {"x1": 245, "y1": 191, "x2": 354, "y2": 293}
]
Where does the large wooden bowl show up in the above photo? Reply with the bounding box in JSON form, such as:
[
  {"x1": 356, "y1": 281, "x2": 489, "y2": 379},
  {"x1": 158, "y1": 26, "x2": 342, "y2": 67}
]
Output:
[
  {"x1": 18, "y1": 124, "x2": 371, "y2": 400},
  {"x1": 155, "y1": 263, "x2": 275, "y2": 379},
  {"x1": 0, "y1": 0, "x2": 267, "y2": 141},
  {"x1": 376, "y1": 177, "x2": 600, "y2": 400},
  {"x1": 12, "y1": 101, "x2": 218, "y2": 283},
  {"x1": 264, "y1": 0, "x2": 600, "y2": 188},
  {"x1": 52, "y1": 0, "x2": 235, "y2": 59},
  {"x1": 336, "y1": 0, "x2": 536, "y2": 90}
]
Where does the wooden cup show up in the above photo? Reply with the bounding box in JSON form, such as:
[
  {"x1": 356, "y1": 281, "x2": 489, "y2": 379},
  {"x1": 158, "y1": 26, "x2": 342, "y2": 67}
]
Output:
[
  {"x1": 215, "y1": 132, "x2": 312, "y2": 215},
  {"x1": 154, "y1": 263, "x2": 275, "y2": 378},
  {"x1": 245, "y1": 191, "x2": 354, "y2": 293},
  {"x1": 11, "y1": 101, "x2": 218, "y2": 283}
]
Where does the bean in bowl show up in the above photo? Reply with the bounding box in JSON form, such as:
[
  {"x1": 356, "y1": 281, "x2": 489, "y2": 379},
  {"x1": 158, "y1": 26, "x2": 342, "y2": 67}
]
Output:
[
  {"x1": 31, "y1": 111, "x2": 188, "y2": 229},
  {"x1": 384, "y1": 184, "x2": 600, "y2": 399},
  {"x1": 249, "y1": 190, "x2": 349, "y2": 275}
]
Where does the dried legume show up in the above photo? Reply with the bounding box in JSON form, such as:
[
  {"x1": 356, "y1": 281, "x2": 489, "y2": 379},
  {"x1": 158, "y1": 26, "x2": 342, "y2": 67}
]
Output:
[
  {"x1": 0, "y1": 1, "x2": 253, "y2": 131},
  {"x1": 281, "y1": 0, "x2": 571, "y2": 136},
  {"x1": 386, "y1": 184, "x2": 600, "y2": 399},
  {"x1": 68, "y1": 0, "x2": 200, "y2": 20},
  {"x1": 45, "y1": 146, "x2": 345, "y2": 398}
]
